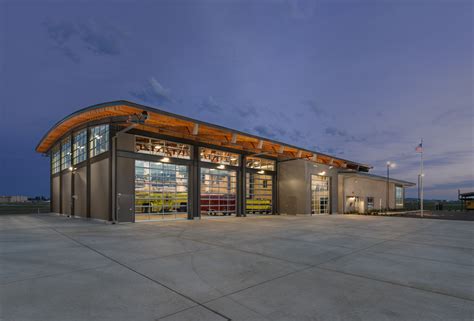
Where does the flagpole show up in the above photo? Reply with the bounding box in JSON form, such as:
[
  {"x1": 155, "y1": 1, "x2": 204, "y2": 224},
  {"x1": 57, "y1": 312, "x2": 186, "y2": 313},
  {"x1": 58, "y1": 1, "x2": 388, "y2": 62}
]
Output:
[{"x1": 420, "y1": 138, "x2": 424, "y2": 218}]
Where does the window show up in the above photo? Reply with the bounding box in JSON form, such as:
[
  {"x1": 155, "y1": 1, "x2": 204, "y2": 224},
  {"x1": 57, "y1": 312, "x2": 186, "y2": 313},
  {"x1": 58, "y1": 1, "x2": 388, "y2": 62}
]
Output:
[
  {"x1": 135, "y1": 136, "x2": 191, "y2": 159},
  {"x1": 395, "y1": 186, "x2": 404, "y2": 207},
  {"x1": 246, "y1": 156, "x2": 275, "y2": 171},
  {"x1": 51, "y1": 145, "x2": 61, "y2": 174},
  {"x1": 73, "y1": 129, "x2": 87, "y2": 164},
  {"x1": 367, "y1": 197, "x2": 374, "y2": 210},
  {"x1": 200, "y1": 148, "x2": 239, "y2": 166},
  {"x1": 89, "y1": 124, "x2": 109, "y2": 157},
  {"x1": 311, "y1": 174, "x2": 330, "y2": 214},
  {"x1": 61, "y1": 136, "x2": 71, "y2": 171}
]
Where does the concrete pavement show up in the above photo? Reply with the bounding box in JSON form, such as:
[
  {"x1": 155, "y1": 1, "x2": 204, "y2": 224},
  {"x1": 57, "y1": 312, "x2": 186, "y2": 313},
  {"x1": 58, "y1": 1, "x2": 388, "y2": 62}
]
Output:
[{"x1": 0, "y1": 214, "x2": 473, "y2": 321}]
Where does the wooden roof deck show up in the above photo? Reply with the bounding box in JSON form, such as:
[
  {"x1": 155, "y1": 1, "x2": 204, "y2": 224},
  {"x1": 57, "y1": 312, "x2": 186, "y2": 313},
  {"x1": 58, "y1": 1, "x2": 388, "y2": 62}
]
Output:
[{"x1": 36, "y1": 100, "x2": 372, "y2": 171}]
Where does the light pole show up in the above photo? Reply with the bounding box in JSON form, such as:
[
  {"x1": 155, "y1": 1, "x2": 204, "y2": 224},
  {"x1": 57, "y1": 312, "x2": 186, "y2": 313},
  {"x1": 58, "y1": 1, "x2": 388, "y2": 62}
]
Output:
[{"x1": 386, "y1": 161, "x2": 395, "y2": 211}]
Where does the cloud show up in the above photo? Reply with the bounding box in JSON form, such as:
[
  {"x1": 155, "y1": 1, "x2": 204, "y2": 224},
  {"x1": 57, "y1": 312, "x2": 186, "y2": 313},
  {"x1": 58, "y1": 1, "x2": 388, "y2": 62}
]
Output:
[
  {"x1": 129, "y1": 77, "x2": 173, "y2": 105},
  {"x1": 235, "y1": 105, "x2": 259, "y2": 118},
  {"x1": 431, "y1": 105, "x2": 474, "y2": 126},
  {"x1": 253, "y1": 125, "x2": 277, "y2": 139},
  {"x1": 44, "y1": 19, "x2": 127, "y2": 62},
  {"x1": 303, "y1": 100, "x2": 325, "y2": 117},
  {"x1": 324, "y1": 127, "x2": 367, "y2": 143},
  {"x1": 199, "y1": 96, "x2": 223, "y2": 113},
  {"x1": 77, "y1": 20, "x2": 125, "y2": 56},
  {"x1": 287, "y1": 0, "x2": 317, "y2": 20},
  {"x1": 316, "y1": 146, "x2": 345, "y2": 156},
  {"x1": 424, "y1": 179, "x2": 474, "y2": 191},
  {"x1": 289, "y1": 129, "x2": 305, "y2": 142}
]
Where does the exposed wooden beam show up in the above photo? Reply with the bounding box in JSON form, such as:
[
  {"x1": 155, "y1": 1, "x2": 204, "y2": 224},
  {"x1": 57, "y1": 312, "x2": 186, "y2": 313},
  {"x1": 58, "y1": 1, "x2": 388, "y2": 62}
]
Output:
[{"x1": 192, "y1": 123, "x2": 199, "y2": 135}]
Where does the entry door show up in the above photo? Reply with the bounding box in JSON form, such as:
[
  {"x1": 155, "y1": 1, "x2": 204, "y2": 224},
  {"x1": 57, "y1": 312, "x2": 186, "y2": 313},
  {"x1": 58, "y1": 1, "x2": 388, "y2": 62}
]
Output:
[
  {"x1": 200, "y1": 168, "x2": 237, "y2": 216},
  {"x1": 135, "y1": 160, "x2": 189, "y2": 221},
  {"x1": 246, "y1": 172, "x2": 273, "y2": 214},
  {"x1": 311, "y1": 175, "x2": 330, "y2": 214}
]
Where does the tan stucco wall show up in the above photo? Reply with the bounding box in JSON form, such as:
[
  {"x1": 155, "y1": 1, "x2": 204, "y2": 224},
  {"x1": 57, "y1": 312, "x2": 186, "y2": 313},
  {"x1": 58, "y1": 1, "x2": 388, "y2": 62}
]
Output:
[{"x1": 339, "y1": 175, "x2": 403, "y2": 213}]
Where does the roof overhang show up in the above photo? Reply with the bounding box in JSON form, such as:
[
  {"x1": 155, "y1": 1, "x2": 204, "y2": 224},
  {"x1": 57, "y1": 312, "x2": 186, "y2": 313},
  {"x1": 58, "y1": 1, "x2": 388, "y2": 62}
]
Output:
[
  {"x1": 36, "y1": 100, "x2": 372, "y2": 170},
  {"x1": 339, "y1": 170, "x2": 416, "y2": 187}
]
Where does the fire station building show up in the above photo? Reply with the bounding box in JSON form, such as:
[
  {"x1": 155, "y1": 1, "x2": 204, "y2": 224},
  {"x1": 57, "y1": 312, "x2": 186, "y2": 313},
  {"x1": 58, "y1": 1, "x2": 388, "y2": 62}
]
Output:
[{"x1": 36, "y1": 101, "x2": 414, "y2": 222}]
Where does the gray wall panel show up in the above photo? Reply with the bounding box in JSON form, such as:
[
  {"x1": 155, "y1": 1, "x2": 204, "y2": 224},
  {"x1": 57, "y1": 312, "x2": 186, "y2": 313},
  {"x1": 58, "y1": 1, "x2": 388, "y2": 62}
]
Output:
[
  {"x1": 116, "y1": 156, "x2": 135, "y2": 222},
  {"x1": 117, "y1": 132, "x2": 135, "y2": 151},
  {"x1": 90, "y1": 158, "x2": 110, "y2": 220},
  {"x1": 74, "y1": 166, "x2": 87, "y2": 217},
  {"x1": 61, "y1": 172, "x2": 72, "y2": 215},
  {"x1": 278, "y1": 160, "x2": 306, "y2": 215},
  {"x1": 52, "y1": 176, "x2": 60, "y2": 213}
]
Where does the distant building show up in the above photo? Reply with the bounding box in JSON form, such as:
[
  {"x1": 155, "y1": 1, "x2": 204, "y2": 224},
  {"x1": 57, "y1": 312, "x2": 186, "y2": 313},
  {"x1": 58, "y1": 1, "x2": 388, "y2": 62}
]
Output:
[
  {"x1": 459, "y1": 191, "x2": 474, "y2": 211},
  {"x1": 0, "y1": 195, "x2": 29, "y2": 203},
  {"x1": 35, "y1": 100, "x2": 415, "y2": 222}
]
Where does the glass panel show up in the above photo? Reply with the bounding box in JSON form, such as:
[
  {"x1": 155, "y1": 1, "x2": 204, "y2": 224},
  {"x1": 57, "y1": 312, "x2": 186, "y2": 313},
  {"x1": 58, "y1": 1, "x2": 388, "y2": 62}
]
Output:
[
  {"x1": 246, "y1": 156, "x2": 275, "y2": 171},
  {"x1": 200, "y1": 168, "x2": 237, "y2": 216},
  {"x1": 311, "y1": 175, "x2": 330, "y2": 214},
  {"x1": 60, "y1": 137, "x2": 71, "y2": 171},
  {"x1": 246, "y1": 173, "x2": 273, "y2": 214},
  {"x1": 367, "y1": 197, "x2": 374, "y2": 210},
  {"x1": 135, "y1": 136, "x2": 191, "y2": 159},
  {"x1": 200, "y1": 148, "x2": 239, "y2": 166},
  {"x1": 51, "y1": 144, "x2": 61, "y2": 174},
  {"x1": 89, "y1": 124, "x2": 109, "y2": 157},
  {"x1": 395, "y1": 186, "x2": 403, "y2": 207},
  {"x1": 73, "y1": 129, "x2": 87, "y2": 165},
  {"x1": 135, "y1": 160, "x2": 188, "y2": 221}
]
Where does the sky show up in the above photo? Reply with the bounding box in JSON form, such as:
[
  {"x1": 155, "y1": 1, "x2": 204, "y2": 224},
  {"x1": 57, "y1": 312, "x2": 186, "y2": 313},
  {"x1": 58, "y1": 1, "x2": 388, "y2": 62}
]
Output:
[{"x1": 0, "y1": 0, "x2": 472, "y2": 200}]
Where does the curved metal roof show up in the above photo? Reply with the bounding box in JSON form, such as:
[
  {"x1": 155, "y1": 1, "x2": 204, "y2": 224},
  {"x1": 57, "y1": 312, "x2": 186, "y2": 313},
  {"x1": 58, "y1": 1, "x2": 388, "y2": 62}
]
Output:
[{"x1": 36, "y1": 100, "x2": 372, "y2": 170}]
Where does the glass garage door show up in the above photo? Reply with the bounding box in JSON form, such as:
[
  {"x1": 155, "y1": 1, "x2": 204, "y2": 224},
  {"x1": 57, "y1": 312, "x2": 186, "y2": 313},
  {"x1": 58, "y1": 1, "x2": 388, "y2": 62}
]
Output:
[
  {"x1": 246, "y1": 173, "x2": 273, "y2": 214},
  {"x1": 200, "y1": 168, "x2": 237, "y2": 216},
  {"x1": 311, "y1": 175, "x2": 330, "y2": 214},
  {"x1": 135, "y1": 160, "x2": 188, "y2": 221}
]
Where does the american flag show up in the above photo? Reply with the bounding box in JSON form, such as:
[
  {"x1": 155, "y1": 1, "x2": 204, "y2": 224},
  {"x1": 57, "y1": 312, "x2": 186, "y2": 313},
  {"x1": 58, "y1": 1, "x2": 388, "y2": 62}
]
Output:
[{"x1": 415, "y1": 142, "x2": 423, "y2": 153}]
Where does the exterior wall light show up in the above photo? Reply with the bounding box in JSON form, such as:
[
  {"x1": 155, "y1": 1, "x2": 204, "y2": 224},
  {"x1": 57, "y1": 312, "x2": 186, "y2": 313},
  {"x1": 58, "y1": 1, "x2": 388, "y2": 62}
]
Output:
[
  {"x1": 161, "y1": 157, "x2": 170, "y2": 162},
  {"x1": 217, "y1": 164, "x2": 225, "y2": 169},
  {"x1": 318, "y1": 171, "x2": 326, "y2": 176},
  {"x1": 257, "y1": 170, "x2": 265, "y2": 174}
]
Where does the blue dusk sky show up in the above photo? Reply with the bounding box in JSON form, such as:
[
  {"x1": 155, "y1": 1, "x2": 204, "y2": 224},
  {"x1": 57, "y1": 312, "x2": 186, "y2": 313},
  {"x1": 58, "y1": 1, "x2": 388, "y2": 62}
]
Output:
[{"x1": 0, "y1": 0, "x2": 472, "y2": 200}]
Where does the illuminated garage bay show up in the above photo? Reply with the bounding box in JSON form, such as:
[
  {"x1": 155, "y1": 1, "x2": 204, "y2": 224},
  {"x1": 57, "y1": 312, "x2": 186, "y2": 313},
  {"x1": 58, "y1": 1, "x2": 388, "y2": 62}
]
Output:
[
  {"x1": 200, "y1": 168, "x2": 237, "y2": 216},
  {"x1": 135, "y1": 161, "x2": 189, "y2": 221}
]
